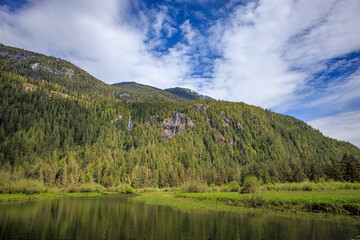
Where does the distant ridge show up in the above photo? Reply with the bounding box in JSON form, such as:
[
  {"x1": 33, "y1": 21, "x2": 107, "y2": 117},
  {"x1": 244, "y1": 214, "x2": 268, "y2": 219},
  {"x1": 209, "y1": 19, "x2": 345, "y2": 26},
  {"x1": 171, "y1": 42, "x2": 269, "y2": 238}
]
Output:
[
  {"x1": 165, "y1": 87, "x2": 213, "y2": 100},
  {"x1": 112, "y1": 82, "x2": 190, "y2": 102},
  {"x1": 112, "y1": 82, "x2": 214, "y2": 102}
]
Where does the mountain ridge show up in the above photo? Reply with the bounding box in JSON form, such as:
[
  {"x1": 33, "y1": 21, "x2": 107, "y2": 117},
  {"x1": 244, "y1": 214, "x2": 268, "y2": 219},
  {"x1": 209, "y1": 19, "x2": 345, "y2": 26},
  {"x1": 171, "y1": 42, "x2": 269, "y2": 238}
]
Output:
[
  {"x1": 0, "y1": 43, "x2": 359, "y2": 188},
  {"x1": 165, "y1": 87, "x2": 213, "y2": 100}
]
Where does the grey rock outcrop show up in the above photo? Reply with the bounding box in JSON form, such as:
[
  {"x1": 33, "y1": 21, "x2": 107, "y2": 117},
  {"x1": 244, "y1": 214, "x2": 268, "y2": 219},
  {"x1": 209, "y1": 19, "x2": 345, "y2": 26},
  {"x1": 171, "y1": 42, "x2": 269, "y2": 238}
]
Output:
[{"x1": 161, "y1": 111, "x2": 194, "y2": 140}]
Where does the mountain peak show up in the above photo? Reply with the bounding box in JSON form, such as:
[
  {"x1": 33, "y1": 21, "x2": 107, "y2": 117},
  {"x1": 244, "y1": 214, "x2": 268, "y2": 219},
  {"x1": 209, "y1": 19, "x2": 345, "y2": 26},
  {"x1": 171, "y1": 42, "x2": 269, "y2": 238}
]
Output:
[{"x1": 165, "y1": 87, "x2": 213, "y2": 100}]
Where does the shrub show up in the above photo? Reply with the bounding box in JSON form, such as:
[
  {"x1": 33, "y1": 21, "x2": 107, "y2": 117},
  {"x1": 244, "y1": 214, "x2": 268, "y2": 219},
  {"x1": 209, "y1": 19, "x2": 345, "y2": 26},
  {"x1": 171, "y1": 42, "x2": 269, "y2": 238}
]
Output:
[
  {"x1": 108, "y1": 184, "x2": 134, "y2": 194},
  {"x1": 246, "y1": 190, "x2": 264, "y2": 208},
  {"x1": 78, "y1": 183, "x2": 105, "y2": 193},
  {"x1": 224, "y1": 181, "x2": 240, "y2": 192},
  {"x1": 180, "y1": 180, "x2": 209, "y2": 193},
  {"x1": 301, "y1": 183, "x2": 313, "y2": 191},
  {"x1": 126, "y1": 185, "x2": 134, "y2": 193},
  {"x1": 239, "y1": 175, "x2": 260, "y2": 194},
  {"x1": 0, "y1": 177, "x2": 48, "y2": 194}
]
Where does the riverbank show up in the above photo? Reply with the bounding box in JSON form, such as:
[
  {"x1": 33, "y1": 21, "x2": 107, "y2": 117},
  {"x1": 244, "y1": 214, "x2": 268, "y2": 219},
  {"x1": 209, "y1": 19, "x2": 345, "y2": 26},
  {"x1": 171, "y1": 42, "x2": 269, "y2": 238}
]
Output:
[
  {"x1": 1, "y1": 188, "x2": 360, "y2": 223},
  {"x1": 0, "y1": 192, "x2": 104, "y2": 202},
  {"x1": 132, "y1": 190, "x2": 360, "y2": 223}
]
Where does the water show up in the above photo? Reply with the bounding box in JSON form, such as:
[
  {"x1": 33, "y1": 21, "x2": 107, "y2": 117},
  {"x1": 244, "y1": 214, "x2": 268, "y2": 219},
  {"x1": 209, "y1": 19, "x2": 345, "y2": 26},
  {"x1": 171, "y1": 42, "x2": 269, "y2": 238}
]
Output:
[{"x1": 0, "y1": 195, "x2": 359, "y2": 240}]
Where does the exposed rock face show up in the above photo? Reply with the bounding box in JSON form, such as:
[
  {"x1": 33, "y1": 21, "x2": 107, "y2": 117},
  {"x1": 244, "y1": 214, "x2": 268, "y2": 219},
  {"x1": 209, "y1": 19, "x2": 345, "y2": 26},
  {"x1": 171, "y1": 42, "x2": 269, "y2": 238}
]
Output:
[
  {"x1": 119, "y1": 93, "x2": 129, "y2": 99},
  {"x1": 193, "y1": 104, "x2": 207, "y2": 114},
  {"x1": 165, "y1": 87, "x2": 213, "y2": 100},
  {"x1": 62, "y1": 68, "x2": 74, "y2": 77},
  {"x1": 208, "y1": 118, "x2": 226, "y2": 144},
  {"x1": 31, "y1": 62, "x2": 40, "y2": 70},
  {"x1": 30, "y1": 62, "x2": 74, "y2": 77},
  {"x1": 161, "y1": 111, "x2": 194, "y2": 140},
  {"x1": 146, "y1": 115, "x2": 157, "y2": 127},
  {"x1": 0, "y1": 49, "x2": 35, "y2": 62},
  {"x1": 111, "y1": 115, "x2": 124, "y2": 123},
  {"x1": 127, "y1": 116, "x2": 133, "y2": 131},
  {"x1": 219, "y1": 114, "x2": 233, "y2": 127},
  {"x1": 237, "y1": 122, "x2": 243, "y2": 132}
]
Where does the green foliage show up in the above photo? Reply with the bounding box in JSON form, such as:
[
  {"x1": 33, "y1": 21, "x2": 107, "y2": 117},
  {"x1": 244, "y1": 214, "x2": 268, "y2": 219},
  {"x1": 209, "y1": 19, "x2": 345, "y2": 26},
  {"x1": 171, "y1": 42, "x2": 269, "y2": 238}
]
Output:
[
  {"x1": 1, "y1": 44, "x2": 360, "y2": 193},
  {"x1": 68, "y1": 184, "x2": 105, "y2": 193},
  {"x1": 180, "y1": 180, "x2": 209, "y2": 193},
  {"x1": 0, "y1": 170, "x2": 48, "y2": 194},
  {"x1": 222, "y1": 181, "x2": 240, "y2": 192},
  {"x1": 107, "y1": 184, "x2": 134, "y2": 194},
  {"x1": 240, "y1": 176, "x2": 260, "y2": 193},
  {"x1": 176, "y1": 189, "x2": 360, "y2": 215},
  {"x1": 341, "y1": 154, "x2": 360, "y2": 182},
  {"x1": 264, "y1": 180, "x2": 360, "y2": 191},
  {"x1": 325, "y1": 154, "x2": 360, "y2": 182}
]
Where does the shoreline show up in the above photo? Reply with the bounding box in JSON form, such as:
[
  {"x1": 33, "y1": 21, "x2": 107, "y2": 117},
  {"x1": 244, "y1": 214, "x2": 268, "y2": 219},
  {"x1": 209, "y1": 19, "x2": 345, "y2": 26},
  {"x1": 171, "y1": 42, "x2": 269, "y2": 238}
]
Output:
[
  {"x1": 0, "y1": 192, "x2": 105, "y2": 202},
  {"x1": 1, "y1": 189, "x2": 360, "y2": 224},
  {"x1": 131, "y1": 191, "x2": 360, "y2": 224}
]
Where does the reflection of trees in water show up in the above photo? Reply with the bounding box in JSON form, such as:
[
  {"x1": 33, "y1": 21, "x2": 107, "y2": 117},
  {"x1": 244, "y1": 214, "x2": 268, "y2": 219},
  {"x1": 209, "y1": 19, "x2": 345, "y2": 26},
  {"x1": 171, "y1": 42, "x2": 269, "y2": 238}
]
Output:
[{"x1": 0, "y1": 197, "x2": 357, "y2": 240}]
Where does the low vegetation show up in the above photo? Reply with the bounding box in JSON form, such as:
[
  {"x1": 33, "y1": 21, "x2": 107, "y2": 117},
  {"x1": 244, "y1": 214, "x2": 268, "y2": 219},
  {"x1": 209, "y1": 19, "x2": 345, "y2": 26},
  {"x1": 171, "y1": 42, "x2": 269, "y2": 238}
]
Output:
[
  {"x1": 264, "y1": 180, "x2": 360, "y2": 191},
  {"x1": 180, "y1": 180, "x2": 209, "y2": 193},
  {"x1": 0, "y1": 170, "x2": 134, "y2": 196},
  {"x1": 176, "y1": 189, "x2": 360, "y2": 215},
  {"x1": 0, "y1": 192, "x2": 103, "y2": 202},
  {"x1": 131, "y1": 179, "x2": 360, "y2": 217}
]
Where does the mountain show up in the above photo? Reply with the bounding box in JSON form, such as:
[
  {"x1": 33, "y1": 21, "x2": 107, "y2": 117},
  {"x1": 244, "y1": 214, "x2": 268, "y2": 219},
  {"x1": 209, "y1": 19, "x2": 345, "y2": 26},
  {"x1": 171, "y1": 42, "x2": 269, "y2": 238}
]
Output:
[
  {"x1": 112, "y1": 82, "x2": 188, "y2": 102},
  {"x1": 0, "y1": 44, "x2": 188, "y2": 103},
  {"x1": 0, "y1": 44, "x2": 359, "y2": 188},
  {"x1": 165, "y1": 87, "x2": 213, "y2": 100},
  {"x1": 0, "y1": 44, "x2": 209, "y2": 103}
]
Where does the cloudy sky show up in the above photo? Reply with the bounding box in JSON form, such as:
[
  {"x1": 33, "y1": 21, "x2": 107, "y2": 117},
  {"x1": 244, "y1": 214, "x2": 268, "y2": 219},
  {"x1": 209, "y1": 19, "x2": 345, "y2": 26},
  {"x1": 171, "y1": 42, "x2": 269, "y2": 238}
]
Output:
[{"x1": 0, "y1": 0, "x2": 359, "y2": 146}]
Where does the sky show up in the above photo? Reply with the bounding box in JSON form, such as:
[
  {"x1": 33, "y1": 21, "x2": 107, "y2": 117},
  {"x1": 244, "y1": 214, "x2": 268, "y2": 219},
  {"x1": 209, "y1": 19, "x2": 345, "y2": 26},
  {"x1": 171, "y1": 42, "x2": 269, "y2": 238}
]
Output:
[{"x1": 0, "y1": 0, "x2": 359, "y2": 147}]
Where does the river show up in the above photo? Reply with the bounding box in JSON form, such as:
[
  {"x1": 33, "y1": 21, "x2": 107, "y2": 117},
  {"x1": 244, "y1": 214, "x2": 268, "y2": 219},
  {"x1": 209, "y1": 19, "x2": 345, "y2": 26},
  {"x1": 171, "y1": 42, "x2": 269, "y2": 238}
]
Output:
[{"x1": 0, "y1": 195, "x2": 359, "y2": 240}]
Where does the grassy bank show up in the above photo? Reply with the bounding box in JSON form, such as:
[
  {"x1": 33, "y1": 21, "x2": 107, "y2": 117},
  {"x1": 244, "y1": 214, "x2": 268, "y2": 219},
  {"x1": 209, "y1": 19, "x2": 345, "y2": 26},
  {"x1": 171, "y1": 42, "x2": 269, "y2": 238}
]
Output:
[
  {"x1": 0, "y1": 182, "x2": 134, "y2": 202},
  {"x1": 0, "y1": 192, "x2": 104, "y2": 202},
  {"x1": 176, "y1": 190, "x2": 360, "y2": 215},
  {"x1": 132, "y1": 190, "x2": 360, "y2": 223}
]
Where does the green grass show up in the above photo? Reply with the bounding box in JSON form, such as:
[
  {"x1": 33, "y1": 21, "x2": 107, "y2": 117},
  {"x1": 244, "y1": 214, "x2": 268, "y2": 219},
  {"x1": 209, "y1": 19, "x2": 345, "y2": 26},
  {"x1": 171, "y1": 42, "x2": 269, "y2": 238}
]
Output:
[
  {"x1": 176, "y1": 190, "x2": 360, "y2": 215},
  {"x1": 132, "y1": 190, "x2": 360, "y2": 223},
  {"x1": 0, "y1": 192, "x2": 103, "y2": 201},
  {"x1": 264, "y1": 181, "x2": 360, "y2": 191},
  {"x1": 177, "y1": 190, "x2": 360, "y2": 204}
]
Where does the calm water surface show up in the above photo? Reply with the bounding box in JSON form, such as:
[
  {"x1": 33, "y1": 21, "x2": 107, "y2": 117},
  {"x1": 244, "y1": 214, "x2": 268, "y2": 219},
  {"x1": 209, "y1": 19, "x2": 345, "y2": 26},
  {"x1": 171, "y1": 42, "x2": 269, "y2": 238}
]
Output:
[{"x1": 0, "y1": 195, "x2": 359, "y2": 240}]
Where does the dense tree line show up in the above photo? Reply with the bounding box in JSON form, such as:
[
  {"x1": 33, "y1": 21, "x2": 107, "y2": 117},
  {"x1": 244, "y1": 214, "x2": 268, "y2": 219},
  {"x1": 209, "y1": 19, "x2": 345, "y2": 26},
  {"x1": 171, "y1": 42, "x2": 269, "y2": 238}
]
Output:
[{"x1": 1, "y1": 44, "x2": 360, "y2": 189}]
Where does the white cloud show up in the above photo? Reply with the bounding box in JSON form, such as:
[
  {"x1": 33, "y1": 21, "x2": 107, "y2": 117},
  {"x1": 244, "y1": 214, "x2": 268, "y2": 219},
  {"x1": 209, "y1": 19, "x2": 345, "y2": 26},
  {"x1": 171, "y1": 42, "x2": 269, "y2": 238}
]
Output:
[
  {"x1": 285, "y1": 0, "x2": 360, "y2": 67},
  {"x1": 1, "y1": 0, "x2": 360, "y2": 147},
  {"x1": 180, "y1": 20, "x2": 196, "y2": 44},
  {"x1": 309, "y1": 110, "x2": 360, "y2": 147},
  {"x1": 205, "y1": 0, "x2": 360, "y2": 111},
  {"x1": 304, "y1": 67, "x2": 360, "y2": 110},
  {"x1": 0, "y1": 0, "x2": 191, "y2": 87}
]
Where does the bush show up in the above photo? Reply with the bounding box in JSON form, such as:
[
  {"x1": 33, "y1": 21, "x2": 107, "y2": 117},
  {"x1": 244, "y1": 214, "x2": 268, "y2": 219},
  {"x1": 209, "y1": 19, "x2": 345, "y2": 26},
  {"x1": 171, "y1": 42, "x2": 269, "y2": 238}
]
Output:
[
  {"x1": 223, "y1": 181, "x2": 240, "y2": 192},
  {"x1": 301, "y1": 182, "x2": 314, "y2": 191},
  {"x1": 0, "y1": 171, "x2": 49, "y2": 194},
  {"x1": 180, "y1": 180, "x2": 209, "y2": 193},
  {"x1": 125, "y1": 185, "x2": 134, "y2": 193},
  {"x1": 77, "y1": 183, "x2": 105, "y2": 193},
  {"x1": 107, "y1": 184, "x2": 133, "y2": 194},
  {"x1": 239, "y1": 176, "x2": 260, "y2": 194},
  {"x1": 246, "y1": 190, "x2": 264, "y2": 208}
]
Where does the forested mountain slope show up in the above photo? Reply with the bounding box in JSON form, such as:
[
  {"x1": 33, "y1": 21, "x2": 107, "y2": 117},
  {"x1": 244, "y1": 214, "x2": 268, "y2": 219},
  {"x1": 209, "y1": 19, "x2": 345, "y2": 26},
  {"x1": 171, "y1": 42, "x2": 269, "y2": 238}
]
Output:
[
  {"x1": 0, "y1": 44, "x2": 359, "y2": 188},
  {"x1": 0, "y1": 44, "x2": 186, "y2": 102}
]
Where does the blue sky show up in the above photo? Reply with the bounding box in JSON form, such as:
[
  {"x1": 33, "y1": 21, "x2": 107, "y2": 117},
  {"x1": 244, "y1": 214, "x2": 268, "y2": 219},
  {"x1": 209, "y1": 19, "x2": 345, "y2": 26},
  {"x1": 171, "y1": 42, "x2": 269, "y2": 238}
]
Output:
[{"x1": 0, "y1": 0, "x2": 359, "y2": 147}]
